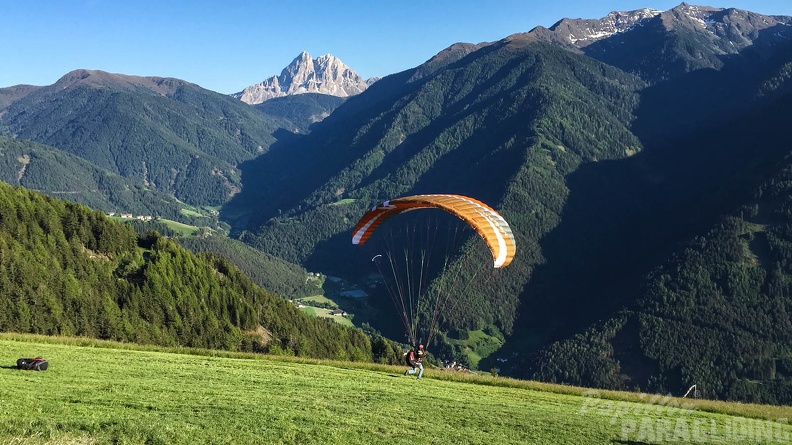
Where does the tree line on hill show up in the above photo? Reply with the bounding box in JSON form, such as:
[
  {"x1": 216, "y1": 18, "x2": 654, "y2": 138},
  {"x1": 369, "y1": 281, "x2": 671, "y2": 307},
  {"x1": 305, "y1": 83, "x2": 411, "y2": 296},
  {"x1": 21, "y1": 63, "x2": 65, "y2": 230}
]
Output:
[{"x1": 0, "y1": 182, "x2": 403, "y2": 363}]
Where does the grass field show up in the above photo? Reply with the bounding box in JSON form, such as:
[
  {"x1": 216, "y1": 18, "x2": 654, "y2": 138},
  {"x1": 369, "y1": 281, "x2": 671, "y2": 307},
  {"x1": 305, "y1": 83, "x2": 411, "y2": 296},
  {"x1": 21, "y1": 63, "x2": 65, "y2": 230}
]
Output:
[
  {"x1": 446, "y1": 329, "x2": 504, "y2": 369},
  {"x1": 110, "y1": 216, "x2": 199, "y2": 236},
  {"x1": 299, "y1": 295, "x2": 339, "y2": 308},
  {"x1": 298, "y1": 306, "x2": 354, "y2": 326},
  {"x1": 2, "y1": 334, "x2": 791, "y2": 444},
  {"x1": 159, "y1": 217, "x2": 203, "y2": 236}
]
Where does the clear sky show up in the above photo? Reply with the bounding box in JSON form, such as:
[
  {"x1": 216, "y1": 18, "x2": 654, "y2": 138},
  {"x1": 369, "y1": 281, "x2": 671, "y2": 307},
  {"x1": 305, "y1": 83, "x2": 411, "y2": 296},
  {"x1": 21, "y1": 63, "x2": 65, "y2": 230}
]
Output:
[{"x1": 2, "y1": 1, "x2": 791, "y2": 94}]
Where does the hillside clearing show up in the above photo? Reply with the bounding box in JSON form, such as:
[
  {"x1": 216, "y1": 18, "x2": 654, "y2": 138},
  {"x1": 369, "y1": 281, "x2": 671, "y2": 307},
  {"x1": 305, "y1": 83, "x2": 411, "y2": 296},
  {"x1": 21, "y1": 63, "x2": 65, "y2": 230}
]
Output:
[
  {"x1": 298, "y1": 305, "x2": 354, "y2": 326},
  {"x1": 2, "y1": 335, "x2": 791, "y2": 444}
]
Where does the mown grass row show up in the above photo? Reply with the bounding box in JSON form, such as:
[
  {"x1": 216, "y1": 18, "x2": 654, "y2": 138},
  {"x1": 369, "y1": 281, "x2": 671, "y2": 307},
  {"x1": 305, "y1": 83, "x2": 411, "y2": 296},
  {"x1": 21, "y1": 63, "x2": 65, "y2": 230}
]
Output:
[{"x1": 1, "y1": 333, "x2": 791, "y2": 444}]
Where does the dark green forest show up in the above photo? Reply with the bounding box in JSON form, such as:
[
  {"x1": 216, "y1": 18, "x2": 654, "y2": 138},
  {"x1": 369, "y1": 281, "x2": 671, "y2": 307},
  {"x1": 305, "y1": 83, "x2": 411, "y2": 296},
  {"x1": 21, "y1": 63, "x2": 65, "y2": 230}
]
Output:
[
  {"x1": 0, "y1": 182, "x2": 401, "y2": 363},
  {"x1": 0, "y1": 136, "x2": 192, "y2": 222},
  {"x1": 177, "y1": 235, "x2": 318, "y2": 299},
  {"x1": 528, "y1": 193, "x2": 792, "y2": 404},
  {"x1": 527, "y1": 130, "x2": 792, "y2": 404},
  {"x1": 0, "y1": 71, "x2": 293, "y2": 208},
  {"x1": 118, "y1": 219, "x2": 317, "y2": 299},
  {"x1": 254, "y1": 93, "x2": 347, "y2": 133}
]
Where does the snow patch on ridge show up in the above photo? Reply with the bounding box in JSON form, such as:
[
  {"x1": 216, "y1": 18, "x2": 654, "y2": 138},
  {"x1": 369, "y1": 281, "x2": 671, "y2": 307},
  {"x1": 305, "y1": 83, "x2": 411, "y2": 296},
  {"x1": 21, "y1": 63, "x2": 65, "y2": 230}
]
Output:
[{"x1": 564, "y1": 8, "x2": 662, "y2": 44}]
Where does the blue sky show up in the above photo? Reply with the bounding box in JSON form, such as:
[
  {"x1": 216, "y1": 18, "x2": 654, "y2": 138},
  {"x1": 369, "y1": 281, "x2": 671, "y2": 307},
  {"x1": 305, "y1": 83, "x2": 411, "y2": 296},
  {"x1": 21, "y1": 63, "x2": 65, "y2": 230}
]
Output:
[{"x1": 2, "y1": 1, "x2": 791, "y2": 94}]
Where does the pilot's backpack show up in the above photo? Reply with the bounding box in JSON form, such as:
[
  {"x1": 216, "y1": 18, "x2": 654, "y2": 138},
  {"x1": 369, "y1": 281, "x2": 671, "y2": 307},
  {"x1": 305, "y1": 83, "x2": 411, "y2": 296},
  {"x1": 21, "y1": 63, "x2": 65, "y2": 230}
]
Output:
[
  {"x1": 17, "y1": 357, "x2": 48, "y2": 371},
  {"x1": 405, "y1": 350, "x2": 417, "y2": 367}
]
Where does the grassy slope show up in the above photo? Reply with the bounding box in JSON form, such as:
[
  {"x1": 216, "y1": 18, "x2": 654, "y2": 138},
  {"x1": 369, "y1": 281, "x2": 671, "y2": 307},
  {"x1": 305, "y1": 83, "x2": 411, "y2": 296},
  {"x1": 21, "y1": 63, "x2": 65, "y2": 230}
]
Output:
[
  {"x1": 1, "y1": 334, "x2": 791, "y2": 445},
  {"x1": 447, "y1": 329, "x2": 504, "y2": 369},
  {"x1": 298, "y1": 306, "x2": 354, "y2": 326}
]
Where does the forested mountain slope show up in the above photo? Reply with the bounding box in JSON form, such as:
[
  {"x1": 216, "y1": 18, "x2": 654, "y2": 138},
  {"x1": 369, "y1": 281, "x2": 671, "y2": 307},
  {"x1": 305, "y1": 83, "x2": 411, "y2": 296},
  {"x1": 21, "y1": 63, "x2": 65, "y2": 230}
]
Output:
[
  {"x1": 229, "y1": 37, "x2": 646, "y2": 346},
  {"x1": 225, "y1": 5, "x2": 792, "y2": 403},
  {"x1": 0, "y1": 70, "x2": 293, "y2": 208},
  {"x1": 177, "y1": 235, "x2": 317, "y2": 299},
  {"x1": 0, "y1": 182, "x2": 396, "y2": 362},
  {"x1": 253, "y1": 93, "x2": 347, "y2": 133},
  {"x1": 0, "y1": 136, "x2": 188, "y2": 221},
  {"x1": 519, "y1": 90, "x2": 792, "y2": 404}
]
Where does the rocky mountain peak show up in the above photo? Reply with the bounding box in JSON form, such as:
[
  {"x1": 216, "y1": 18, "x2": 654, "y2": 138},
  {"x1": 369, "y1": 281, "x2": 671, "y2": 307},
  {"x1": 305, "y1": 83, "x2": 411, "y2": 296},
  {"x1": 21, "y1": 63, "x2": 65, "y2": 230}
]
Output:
[
  {"x1": 656, "y1": 4, "x2": 792, "y2": 53},
  {"x1": 546, "y1": 3, "x2": 792, "y2": 84},
  {"x1": 547, "y1": 7, "x2": 662, "y2": 46},
  {"x1": 232, "y1": 52, "x2": 372, "y2": 105},
  {"x1": 537, "y1": 3, "x2": 792, "y2": 53}
]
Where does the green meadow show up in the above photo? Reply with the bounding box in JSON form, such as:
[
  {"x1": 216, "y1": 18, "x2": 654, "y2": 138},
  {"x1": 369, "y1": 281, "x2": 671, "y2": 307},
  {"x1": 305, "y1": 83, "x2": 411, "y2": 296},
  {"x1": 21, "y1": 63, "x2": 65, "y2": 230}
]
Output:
[
  {"x1": 298, "y1": 306, "x2": 354, "y2": 326},
  {"x1": 2, "y1": 334, "x2": 791, "y2": 445}
]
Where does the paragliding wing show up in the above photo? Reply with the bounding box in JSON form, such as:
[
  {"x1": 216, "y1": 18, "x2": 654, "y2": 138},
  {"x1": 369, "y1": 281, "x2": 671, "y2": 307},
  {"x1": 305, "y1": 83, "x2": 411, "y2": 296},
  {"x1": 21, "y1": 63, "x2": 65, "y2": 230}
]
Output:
[{"x1": 352, "y1": 194, "x2": 516, "y2": 268}]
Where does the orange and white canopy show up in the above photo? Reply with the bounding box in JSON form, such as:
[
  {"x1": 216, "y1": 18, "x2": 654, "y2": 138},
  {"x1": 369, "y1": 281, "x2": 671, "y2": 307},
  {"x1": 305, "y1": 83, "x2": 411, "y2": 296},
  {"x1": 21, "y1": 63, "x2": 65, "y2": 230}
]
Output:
[{"x1": 352, "y1": 194, "x2": 516, "y2": 268}]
